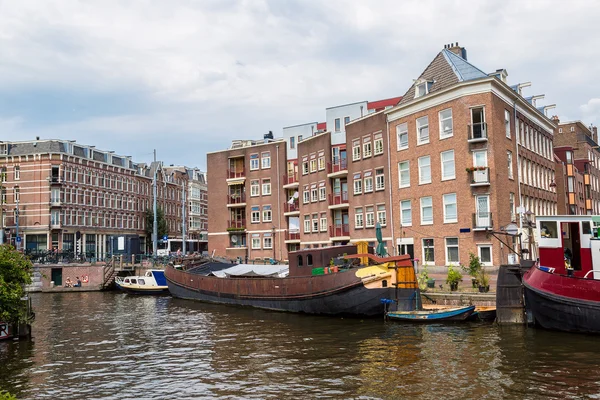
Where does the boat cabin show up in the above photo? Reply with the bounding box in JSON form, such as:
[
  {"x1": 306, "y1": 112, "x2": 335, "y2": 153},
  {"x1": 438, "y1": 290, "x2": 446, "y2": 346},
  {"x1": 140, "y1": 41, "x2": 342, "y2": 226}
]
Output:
[
  {"x1": 287, "y1": 245, "x2": 360, "y2": 277},
  {"x1": 536, "y1": 215, "x2": 600, "y2": 277}
]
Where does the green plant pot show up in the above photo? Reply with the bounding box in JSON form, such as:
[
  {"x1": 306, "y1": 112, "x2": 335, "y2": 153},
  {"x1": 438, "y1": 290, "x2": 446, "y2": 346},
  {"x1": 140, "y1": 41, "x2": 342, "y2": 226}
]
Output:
[
  {"x1": 427, "y1": 279, "x2": 435, "y2": 288},
  {"x1": 478, "y1": 285, "x2": 490, "y2": 293}
]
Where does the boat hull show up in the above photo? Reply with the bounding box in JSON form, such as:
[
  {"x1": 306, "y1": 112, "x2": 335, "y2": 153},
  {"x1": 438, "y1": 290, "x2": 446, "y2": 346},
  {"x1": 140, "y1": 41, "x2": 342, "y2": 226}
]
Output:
[
  {"x1": 115, "y1": 283, "x2": 170, "y2": 295},
  {"x1": 523, "y1": 267, "x2": 600, "y2": 334},
  {"x1": 166, "y1": 266, "x2": 419, "y2": 317},
  {"x1": 387, "y1": 305, "x2": 475, "y2": 323}
]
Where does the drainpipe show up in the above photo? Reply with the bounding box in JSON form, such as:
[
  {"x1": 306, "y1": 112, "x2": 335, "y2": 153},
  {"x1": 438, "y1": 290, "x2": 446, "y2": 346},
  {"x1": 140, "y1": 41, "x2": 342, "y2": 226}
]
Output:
[
  {"x1": 514, "y1": 99, "x2": 523, "y2": 260},
  {"x1": 276, "y1": 144, "x2": 282, "y2": 261},
  {"x1": 386, "y1": 118, "x2": 396, "y2": 255}
]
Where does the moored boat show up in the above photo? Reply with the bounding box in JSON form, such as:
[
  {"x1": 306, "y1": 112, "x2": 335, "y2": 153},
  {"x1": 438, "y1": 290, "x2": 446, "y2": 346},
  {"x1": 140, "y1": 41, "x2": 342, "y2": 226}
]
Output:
[
  {"x1": 165, "y1": 244, "x2": 420, "y2": 317},
  {"x1": 387, "y1": 305, "x2": 476, "y2": 323},
  {"x1": 115, "y1": 270, "x2": 169, "y2": 295}
]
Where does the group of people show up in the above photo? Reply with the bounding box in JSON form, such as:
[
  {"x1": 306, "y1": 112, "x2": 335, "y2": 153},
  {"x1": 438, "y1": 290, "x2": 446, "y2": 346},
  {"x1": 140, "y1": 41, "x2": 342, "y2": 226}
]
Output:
[{"x1": 64, "y1": 276, "x2": 82, "y2": 288}]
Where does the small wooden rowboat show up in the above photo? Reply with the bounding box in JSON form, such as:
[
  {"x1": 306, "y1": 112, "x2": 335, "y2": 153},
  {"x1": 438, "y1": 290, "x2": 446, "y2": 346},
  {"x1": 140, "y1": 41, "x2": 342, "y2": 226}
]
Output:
[{"x1": 386, "y1": 305, "x2": 476, "y2": 322}]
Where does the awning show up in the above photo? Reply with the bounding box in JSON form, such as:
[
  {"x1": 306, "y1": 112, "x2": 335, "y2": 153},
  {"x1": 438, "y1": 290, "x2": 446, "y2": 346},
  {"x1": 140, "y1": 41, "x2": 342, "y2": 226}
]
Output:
[{"x1": 210, "y1": 264, "x2": 289, "y2": 278}]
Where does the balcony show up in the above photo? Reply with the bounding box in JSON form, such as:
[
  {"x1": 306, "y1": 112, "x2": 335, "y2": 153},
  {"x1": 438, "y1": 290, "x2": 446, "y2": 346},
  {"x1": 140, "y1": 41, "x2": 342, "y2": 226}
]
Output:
[
  {"x1": 328, "y1": 191, "x2": 349, "y2": 208},
  {"x1": 285, "y1": 231, "x2": 301, "y2": 242},
  {"x1": 472, "y1": 212, "x2": 493, "y2": 231},
  {"x1": 468, "y1": 123, "x2": 488, "y2": 143},
  {"x1": 329, "y1": 224, "x2": 350, "y2": 238},
  {"x1": 284, "y1": 202, "x2": 300, "y2": 215},
  {"x1": 227, "y1": 193, "x2": 246, "y2": 207},
  {"x1": 50, "y1": 221, "x2": 61, "y2": 229},
  {"x1": 283, "y1": 173, "x2": 298, "y2": 187},
  {"x1": 227, "y1": 219, "x2": 246, "y2": 230},
  {"x1": 49, "y1": 176, "x2": 64, "y2": 185},
  {"x1": 327, "y1": 159, "x2": 348, "y2": 177},
  {"x1": 468, "y1": 167, "x2": 490, "y2": 186},
  {"x1": 50, "y1": 198, "x2": 62, "y2": 207},
  {"x1": 227, "y1": 169, "x2": 245, "y2": 180}
]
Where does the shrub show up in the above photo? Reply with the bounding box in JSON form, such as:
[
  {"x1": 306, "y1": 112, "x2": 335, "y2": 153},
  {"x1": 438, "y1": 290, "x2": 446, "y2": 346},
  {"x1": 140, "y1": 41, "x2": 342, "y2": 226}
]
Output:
[{"x1": 446, "y1": 264, "x2": 462, "y2": 285}]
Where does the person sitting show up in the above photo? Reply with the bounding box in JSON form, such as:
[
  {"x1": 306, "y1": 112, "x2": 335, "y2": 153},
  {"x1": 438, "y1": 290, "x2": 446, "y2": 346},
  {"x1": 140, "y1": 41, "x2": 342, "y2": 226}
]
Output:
[
  {"x1": 64, "y1": 277, "x2": 73, "y2": 288},
  {"x1": 73, "y1": 277, "x2": 82, "y2": 287}
]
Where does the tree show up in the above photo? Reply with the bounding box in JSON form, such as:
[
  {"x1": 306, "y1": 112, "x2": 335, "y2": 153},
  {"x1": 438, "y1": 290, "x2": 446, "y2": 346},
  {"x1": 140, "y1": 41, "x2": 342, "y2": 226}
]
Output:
[
  {"x1": 144, "y1": 207, "x2": 169, "y2": 249},
  {"x1": 0, "y1": 245, "x2": 32, "y2": 324}
]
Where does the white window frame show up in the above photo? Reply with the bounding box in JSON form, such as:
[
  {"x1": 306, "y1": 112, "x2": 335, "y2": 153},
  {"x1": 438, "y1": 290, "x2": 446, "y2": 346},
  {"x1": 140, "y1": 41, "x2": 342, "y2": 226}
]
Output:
[
  {"x1": 320, "y1": 216, "x2": 327, "y2": 232},
  {"x1": 352, "y1": 142, "x2": 361, "y2": 161},
  {"x1": 310, "y1": 159, "x2": 317, "y2": 173},
  {"x1": 302, "y1": 161, "x2": 309, "y2": 175},
  {"x1": 304, "y1": 217, "x2": 310, "y2": 233},
  {"x1": 14, "y1": 166, "x2": 20, "y2": 180},
  {"x1": 261, "y1": 153, "x2": 271, "y2": 169},
  {"x1": 290, "y1": 136, "x2": 295, "y2": 149},
  {"x1": 318, "y1": 157, "x2": 325, "y2": 171},
  {"x1": 355, "y1": 208, "x2": 364, "y2": 229},
  {"x1": 365, "y1": 206, "x2": 375, "y2": 228},
  {"x1": 263, "y1": 237, "x2": 273, "y2": 249},
  {"x1": 374, "y1": 137, "x2": 384, "y2": 155},
  {"x1": 312, "y1": 215, "x2": 319, "y2": 233},
  {"x1": 418, "y1": 156, "x2": 431, "y2": 185},
  {"x1": 420, "y1": 196, "x2": 433, "y2": 225},
  {"x1": 416, "y1": 116, "x2": 429, "y2": 145},
  {"x1": 250, "y1": 180, "x2": 260, "y2": 197},
  {"x1": 319, "y1": 186, "x2": 326, "y2": 201},
  {"x1": 364, "y1": 176, "x2": 373, "y2": 193},
  {"x1": 311, "y1": 188, "x2": 318, "y2": 202},
  {"x1": 445, "y1": 237, "x2": 460, "y2": 264},
  {"x1": 375, "y1": 168, "x2": 385, "y2": 191},
  {"x1": 303, "y1": 190, "x2": 310, "y2": 204},
  {"x1": 251, "y1": 210, "x2": 260, "y2": 223},
  {"x1": 398, "y1": 161, "x2": 410, "y2": 188},
  {"x1": 439, "y1": 108, "x2": 453, "y2": 139},
  {"x1": 363, "y1": 141, "x2": 372, "y2": 158},
  {"x1": 353, "y1": 178, "x2": 362, "y2": 195},
  {"x1": 262, "y1": 208, "x2": 272, "y2": 222},
  {"x1": 262, "y1": 180, "x2": 271, "y2": 196},
  {"x1": 441, "y1": 150, "x2": 455, "y2": 181},
  {"x1": 508, "y1": 150, "x2": 513, "y2": 180},
  {"x1": 396, "y1": 123, "x2": 408, "y2": 151},
  {"x1": 252, "y1": 237, "x2": 261, "y2": 249},
  {"x1": 400, "y1": 200, "x2": 412, "y2": 226},
  {"x1": 377, "y1": 204, "x2": 386, "y2": 226},
  {"x1": 478, "y1": 244, "x2": 493, "y2": 266},
  {"x1": 250, "y1": 156, "x2": 259, "y2": 171},
  {"x1": 443, "y1": 193, "x2": 457, "y2": 223},
  {"x1": 335, "y1": 118, "x2": 341, "y2": 132},
  {"x1": 505, "y1": 109, "x2": 511, "y2": 138}
]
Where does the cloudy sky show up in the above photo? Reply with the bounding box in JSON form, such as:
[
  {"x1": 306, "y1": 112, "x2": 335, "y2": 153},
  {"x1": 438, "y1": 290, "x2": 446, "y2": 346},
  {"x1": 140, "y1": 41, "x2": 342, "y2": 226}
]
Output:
[{"x1": 1, "y1": 0, "x2": 599, "y2": 170}]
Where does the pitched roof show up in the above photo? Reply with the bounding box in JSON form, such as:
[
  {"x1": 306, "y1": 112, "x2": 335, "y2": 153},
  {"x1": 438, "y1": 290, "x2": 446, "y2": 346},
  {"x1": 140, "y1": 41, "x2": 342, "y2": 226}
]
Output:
[{"x1": 398, "y1": 49, "x2": 487, "y2": 106}]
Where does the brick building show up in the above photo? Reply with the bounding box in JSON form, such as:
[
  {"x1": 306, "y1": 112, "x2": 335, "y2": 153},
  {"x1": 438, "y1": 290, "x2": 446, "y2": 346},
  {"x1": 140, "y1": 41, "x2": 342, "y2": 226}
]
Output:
[
  {"x1": 0, "y1": 139, "x2": 197, "y2": 257},
  {"x1": 386, "y1": 44, "x2": 557, "y2": 266}
]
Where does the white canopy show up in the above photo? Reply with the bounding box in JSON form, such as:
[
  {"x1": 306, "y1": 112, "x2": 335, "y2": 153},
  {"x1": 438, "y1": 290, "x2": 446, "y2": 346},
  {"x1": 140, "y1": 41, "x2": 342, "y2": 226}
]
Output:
[{"x1": 211, "y1": 264, "x2": 289, "y2": 278}]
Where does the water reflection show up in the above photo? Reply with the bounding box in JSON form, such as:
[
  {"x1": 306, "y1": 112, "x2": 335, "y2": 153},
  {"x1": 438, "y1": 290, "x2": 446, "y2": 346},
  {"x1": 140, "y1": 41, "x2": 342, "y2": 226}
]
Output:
[{"x1": 1, "y1": 293, "x2": 600, "y2": 399}]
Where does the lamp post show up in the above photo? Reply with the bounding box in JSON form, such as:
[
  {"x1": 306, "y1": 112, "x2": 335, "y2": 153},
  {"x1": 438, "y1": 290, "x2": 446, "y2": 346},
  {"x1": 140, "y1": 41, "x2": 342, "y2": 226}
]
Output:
[{"x1": 15, "y1": 197, "x2": 19, "y2": 251}]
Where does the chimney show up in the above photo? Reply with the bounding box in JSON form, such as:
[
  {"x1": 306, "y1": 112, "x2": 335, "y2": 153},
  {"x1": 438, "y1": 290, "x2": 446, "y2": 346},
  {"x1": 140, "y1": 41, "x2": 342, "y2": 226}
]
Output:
[
  {"x1": 592, "y1": 126, "x2": 598, "y2": 142},
  {"x1": 552, "y1": 115, "x2": 560, "y2": 124},
  {"x1": 447, "y1": 42, "x2": 467, "y2": 60},
  {"x1": 264, "y1": 130, "x2": 274, "y2": 140}
]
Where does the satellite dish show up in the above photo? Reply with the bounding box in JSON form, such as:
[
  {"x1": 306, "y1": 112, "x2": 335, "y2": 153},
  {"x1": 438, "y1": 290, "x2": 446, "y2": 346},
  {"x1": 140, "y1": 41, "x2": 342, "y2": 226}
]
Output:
[
  {"x1": 231, "y1": 235, "x2": 238, "y2": 243},
  {"x1": 504, "y1": 223, "x2": 519, "y2": 236}
]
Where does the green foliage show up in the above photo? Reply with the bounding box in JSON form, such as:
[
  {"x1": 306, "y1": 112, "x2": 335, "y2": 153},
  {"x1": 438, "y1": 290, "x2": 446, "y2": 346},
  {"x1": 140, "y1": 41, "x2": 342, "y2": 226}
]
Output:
[
  {"x1": 0, "y1": 390, "x2": 17, "y2": 400},
  {"x1": 461, "y1": 252, "x2": 482, "y2": 279},
  {"x1": 446, "y1": 264, "x2": 463, "y2": 285},
  {"x1": 0, "y1": 245, "x2": 32, "y2": 324},
  {"x1": 417, "y1": 265, "x2": 429, "y2": 291},
  {"x1": 478, "y1": 266, "x2": 490, "y2": 287},
  {"x1": 144, "y1": 207, "x2": 169, "y2": 243}
]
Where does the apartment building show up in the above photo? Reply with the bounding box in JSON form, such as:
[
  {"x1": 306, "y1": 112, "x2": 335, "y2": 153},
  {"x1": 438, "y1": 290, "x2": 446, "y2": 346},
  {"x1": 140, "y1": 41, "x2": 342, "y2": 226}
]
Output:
[
  {"x1": 552, "y1": 119, "x2": 600, "y2": 214},
  {"x1": 0, "y1": 139, "x2": 190, "y2": 257},
  {"x1": 206, "y1": 135, "x2": 287, "y2": 261},
  {"x1": 386, "y1": 44, "x2": 557, "y2": 266}
]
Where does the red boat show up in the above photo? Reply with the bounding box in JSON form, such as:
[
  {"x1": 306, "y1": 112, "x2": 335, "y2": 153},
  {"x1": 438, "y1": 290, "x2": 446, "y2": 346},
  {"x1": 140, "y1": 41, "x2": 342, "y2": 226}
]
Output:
[{"x1": 523, "y1": 215, "x2": 600, "y2": 334}]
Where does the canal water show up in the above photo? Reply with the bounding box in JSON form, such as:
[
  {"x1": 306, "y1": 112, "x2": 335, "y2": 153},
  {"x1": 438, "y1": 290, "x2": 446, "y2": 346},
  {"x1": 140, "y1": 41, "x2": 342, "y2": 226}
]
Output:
[{"x1": 1, "y1": 293, "x2": 599, "y2": 400}]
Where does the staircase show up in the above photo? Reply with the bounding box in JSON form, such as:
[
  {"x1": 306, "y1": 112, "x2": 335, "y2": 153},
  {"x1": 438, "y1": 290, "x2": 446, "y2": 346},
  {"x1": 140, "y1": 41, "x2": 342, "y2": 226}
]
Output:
[{"x1": 102, "y1": 258, "x2": 118, "y2": 290}]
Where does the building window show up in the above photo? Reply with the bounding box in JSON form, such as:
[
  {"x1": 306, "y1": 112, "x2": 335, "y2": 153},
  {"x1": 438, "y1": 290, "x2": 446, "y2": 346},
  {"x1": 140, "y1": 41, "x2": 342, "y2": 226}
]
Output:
[
  {"x1": 439, "y1": 109, "x2": 453, "y2": 139},
  {"x1": 262, "y1": 179, "x2": 271, "y2": 195},
  {"x1": 290, "y1": 136, "x2": 295, "y2": 149},
  {"x1": 397, "y1": 123, "x2": 408, "y2": 150},
  {"x1": 510, "y1": 192, "x2": 516, "y2": 222},
  {"x1": 263, "y1": 207, "x2": 272, "y2": 222},
  {"x1": 420, "y1": 196, "x2": 433, "y2": 225},
  {"x1": 335, "y1": 118, "x2": 341, "y2": 132},
  {"x1": 418, "y1": 156, "x2": 431, "y2": 184},
  {"x1": 478, "y1": 245, "x2": 492, "y2": 266},
  {"x1": 14, "y1": 166, "x2": 20, "y2": 180},
  {"x1": 344, "y1": 116, "x2": 350, "y2": 125},
  {"x1": 507, "y1": 151, "x2": 513, "y2": 179},
  {"x1": 302, "y1": 160, "x2": 309, "y2": 175},
  {"x1": 252, "y1": 237, "x2": 261, "y2": 249},
  {"x1": 364, "y1": 176, "x2": 373, "y2": 193},
  {"x1": 398, "y1": 161, "x2": 410, "y2": 188},
  {"x1": 318, "y1": 156, "x2": 325, "y2": 170},
  {"x1": 310, "y1": 159, "x2": 317, "y2": 173},
  {"x1": 250, "y1": 155, "x2": 259, "y2": 171},
  {"x1": 443, "y1": 193, "x2": 457, "y2": 223},
  {"x1": 352, "y1": 140, "x2": 361, "y2": 161},
  {"x1": 374, "y1": 136, "x2": 384, "y2": 155},
  {"x1": 505, "y1": 110, "x2": 511, "y2": 138},
  {"x1": 311, "y1": 188, "x2": 318, "y2": 202},
  {"x1": 445, "y1": 238, "x2": 460, "y2": 264},
  {"x1": 263, "y1": 237, "x2": 273, "y2": 249},
  {"x1": 377, "y1": 205, "x2": 386, "y2": 226},
  {"x1": 319, "y1": 186, "x2": 326, "y2": 201},
  {"x1": 251, "y1": 210, "x2": 260, "y2": 223},
  {"x1": 14, "y1": 186, "x2": 20, "y2": 202},
  {"x1": 363, "y1": 141, "x2": 372, "y2": 158},
  {"x1": 312, "y1": 214, "x2": 319, "y2": 232},
  {"x1": 303, "y1": 190, "x2": 310, "y2": 204},
  {"x1": 400, "y1": 200, "x2": 412, "y2": 226},
  {"x1": 375, "y1": 168, "x2": 385, "y2": 191},
  {"x1": 441, "y1": 150, "x2": 455, "y2": 180},
  {"x1": 366, "y1": 206, "x2": 375, "y2": 228},
  {"x1": 304, "y1": 216, "x2": 310, "y2": 233},
  {"x1": 417, "y1": 116, "x2": 429, "y2": 145},
  {"x1": 422, "y1": 238, "x2": 435, "y2": 264},
  {"x1": 261, "y1": 152, "x2": 271, "y2": 169},
  {"x1": 353, "y1": 177, "x2": 362, "y2": 195},
  {"x1": 415, "y1": 81, "x2": 431, "y2": 98},
  {"x1": 320, "y1": 213, "x2": 327, "y2": 232},
  {"x1": 355, "y1": 208, "x2": 364, "y2": 228}
]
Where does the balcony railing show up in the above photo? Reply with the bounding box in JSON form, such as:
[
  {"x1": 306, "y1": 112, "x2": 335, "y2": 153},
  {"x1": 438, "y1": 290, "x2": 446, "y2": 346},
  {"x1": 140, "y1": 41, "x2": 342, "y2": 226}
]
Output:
[
  {"x1": 329, "y1": 191, "x2": 349, "y2": 206},
  {"x1": 327, "y1": 158, "x2": 348, "y2": 174},
  {"x1": 472, "y1": 212, "x2": 493, "y2": 230},
  {"x1": 227, "y1": 168, "x2": 245, "y2": 179},
  {"x1": 329, "y1": 224, "x2": 350, "y2": 238},
  {"x1": 228, "y1": 219, "x2": 246, "y2": 230},
  {"x1": 50, "y1": 176, "x2": 64, "y2": 184},
  {"x1": 469, "y1": 167, "x2": 490, "y2": 186},
  {"x1": 284, "y1": 202, "x2": 300, "y2": 213},
  {"x1": 283, "y1": 173, "x2": 298, "y2": 185},
  {"x1": 50, "y1": 221, "x2": 61, "y2": 229},
  {"x1": 227, "y1": 193, "x2": 246, "y2": 204},
  {"x1": 50, "y1": 198, "x2": 62, "y2": 206},
  {"x1": 468, "y1": 123, "x2": 488, "y2": 142},
  {"x1": 285, "y1": 231, "x2": 300, "y2": 241}
]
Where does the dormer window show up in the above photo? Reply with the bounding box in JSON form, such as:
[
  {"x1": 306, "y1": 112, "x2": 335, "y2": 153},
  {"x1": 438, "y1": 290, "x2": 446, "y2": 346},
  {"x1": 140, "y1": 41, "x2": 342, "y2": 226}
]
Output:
[{"x1": 415, "y1": 80, "x2": 433, "y2": 98}]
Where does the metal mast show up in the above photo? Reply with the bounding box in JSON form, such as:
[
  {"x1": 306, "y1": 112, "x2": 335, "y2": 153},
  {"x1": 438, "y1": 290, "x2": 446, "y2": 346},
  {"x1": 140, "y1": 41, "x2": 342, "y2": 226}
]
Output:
[{"x1": 153, "y1": 149, "x2": 158, "y2": 258}]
